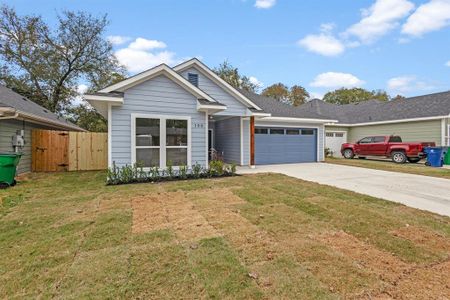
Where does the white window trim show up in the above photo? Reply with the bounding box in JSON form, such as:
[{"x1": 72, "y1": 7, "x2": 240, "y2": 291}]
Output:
[
  {"x1": 131, "y1": 113, "x2": 192, "y2": 169},
  {"x1": 447, "y1": 122, "x2": 450, "y2": 146}
]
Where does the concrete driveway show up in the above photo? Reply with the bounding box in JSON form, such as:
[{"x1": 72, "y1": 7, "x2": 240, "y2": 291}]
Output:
[{"x1": 238, "y1": 163, "x2": 450, "y2": 217}]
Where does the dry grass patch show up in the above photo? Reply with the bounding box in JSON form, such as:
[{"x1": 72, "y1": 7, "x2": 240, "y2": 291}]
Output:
[{"x1": 131, "y1": 191, "x2": 219, "y2": 242}]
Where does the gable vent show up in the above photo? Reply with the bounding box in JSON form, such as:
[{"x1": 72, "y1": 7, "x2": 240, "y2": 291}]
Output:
[{"x1": 188, "y1": 73, "x2": 199, "y2": 87}]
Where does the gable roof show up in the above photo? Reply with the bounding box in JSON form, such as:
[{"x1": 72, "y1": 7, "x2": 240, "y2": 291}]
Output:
[
  {"x1": 300, "y1": 91, "x2": 450, "y2": 125},
  {"x1": 239, "y1": 90, "x2": 336, "y2": 121},
  {"x1": 98, "y1": 64, "x2": 216, "y2": 102},
  {"x1": 0, "y1": 85, "x2": 83, "y2": 131},
  {"x1": 173, "y1": 58, "x2": 262, "y2": 111}
]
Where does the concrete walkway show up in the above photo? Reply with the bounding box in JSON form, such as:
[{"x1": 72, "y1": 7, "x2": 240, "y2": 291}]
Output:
[{"x1": 238, "y1": 163, "x2": 450, "y2": 217}]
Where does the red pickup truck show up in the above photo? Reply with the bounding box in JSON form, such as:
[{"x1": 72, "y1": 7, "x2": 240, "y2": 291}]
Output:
[{"x1": 341, "y1": 135, "x2": 435, "y2": 164}]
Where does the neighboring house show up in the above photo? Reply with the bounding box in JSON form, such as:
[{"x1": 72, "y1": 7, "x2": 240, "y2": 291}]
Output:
[
  {"x1": 85, "y1": 58, "x2": 336, "y2": 169},
  {"x1": 299, "y1": 94, "x2": 450, "y2": 157},
  {"x1": 0, "y1": 85, "x2": 83, "y2": 173}
]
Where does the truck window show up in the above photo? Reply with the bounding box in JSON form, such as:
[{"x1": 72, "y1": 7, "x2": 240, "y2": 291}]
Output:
[
  {"x1": 359, "y1": 137, "x2": 373, "y2": 144},
  {"x1": 373, "y1": 137, "x2": 385, "y2": 143},
  {"x1": 389, "y1": 136, "x2": 402, "y2": 143}
]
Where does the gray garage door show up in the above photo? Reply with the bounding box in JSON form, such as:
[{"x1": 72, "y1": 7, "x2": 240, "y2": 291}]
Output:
[{"x1": 255, "y1": 127, "x2": 317, "y2": 164}]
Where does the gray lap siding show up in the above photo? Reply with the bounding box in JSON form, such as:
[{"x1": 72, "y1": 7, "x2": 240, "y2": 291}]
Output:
[
  {"x1": 0, "y1": 119, "x2": 52, "y2": 174},
  {"x1": 180, "y1": 67, "x2": 249, "y2": 116},
  {"x1": 214, "y1": 117, "x2": 241, "y2": 164},
  {"x1": 110, "y1": 75, "x2": 207, "y2": 168}
]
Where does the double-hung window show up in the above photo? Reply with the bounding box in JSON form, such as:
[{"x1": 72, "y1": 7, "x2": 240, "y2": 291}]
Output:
[{"x1": 133, "y1": 115, "x2": 191, "y2": 168}]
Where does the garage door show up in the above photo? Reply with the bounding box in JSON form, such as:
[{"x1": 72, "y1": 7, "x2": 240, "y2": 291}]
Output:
[
  {"x1": 325, "y1": 131, "x2": 346, "y2": 158},
  {"x1": 255, "y1": 127, "x2": 317, "y2": 164}
]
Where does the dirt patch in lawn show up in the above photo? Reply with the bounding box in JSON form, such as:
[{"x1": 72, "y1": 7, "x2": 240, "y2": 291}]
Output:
[
  {"x1": 391, "y1": 225, "x2": 450, "y2": 253},
  {"x1": 385, "y1": 259, "x2": 450, "y2": 299},
  {"x1": 131, "y1": 191, "x2": 218, "y2": 242},
  {"x1": 316, "y1": 231, "x2": 450, "y2": 298},
  {"x1": 316, "y1": 231, "x2": 409, "y2": 284},
  {"x1": 186, "y1": 189, "x2": 278, "y2": 263}
]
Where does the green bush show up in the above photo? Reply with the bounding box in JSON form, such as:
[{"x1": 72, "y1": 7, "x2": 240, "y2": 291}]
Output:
[{"x1": 106, "y1": 160, "x2": 237, "y2": 185}]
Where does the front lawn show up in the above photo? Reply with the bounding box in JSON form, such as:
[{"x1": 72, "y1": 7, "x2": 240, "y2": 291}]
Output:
[
  {"x1": 1, "y1": 171, "x2": 449, "y2": 298},
  {"x1": 326, "y1": 157, "x2": 450, "y2": 180}
]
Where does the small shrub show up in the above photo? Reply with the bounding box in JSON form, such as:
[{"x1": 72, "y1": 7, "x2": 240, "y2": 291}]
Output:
[
  {"x1": 150, "y1": 166, "x2": 160, "y2": 181},
  {"x1": 192, "y1": 162, "x2": 202, "y2": 179},
  {"x1": 121, "y1": 165, "x2": 134, "y2": 183},
  {"x1": 179, "y1": 165, "x2": 188, "y2": 179},
  {"x1": 325, "y1": 147, "x2": 334, "y2": 158},
  {"x1": 209, "y1": 160, "x2": 224, "y2": 176},
  {"x1": 166, "y1": 161, "x2": 174, "y2": 179}
]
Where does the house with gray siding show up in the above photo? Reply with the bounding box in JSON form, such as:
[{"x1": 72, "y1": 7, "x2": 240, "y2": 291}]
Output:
[
  {"x1": 85, "y1": 59, "x2": 335, "y2": 169},
  {"x1": 0, "y1": 85, "x2": 83, "y2": 174},
  {"x1": 85, "y1": 58, "x2": 450, "y2": 168}
]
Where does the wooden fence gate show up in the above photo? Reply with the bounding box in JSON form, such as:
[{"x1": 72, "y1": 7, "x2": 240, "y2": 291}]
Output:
[{"x1": 32, "y1": 130, "x2": 108, "y2": 172}]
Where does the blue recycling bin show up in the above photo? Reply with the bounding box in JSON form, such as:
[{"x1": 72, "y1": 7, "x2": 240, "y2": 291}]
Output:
[{"x1": 424, "y1": 147, "x2": 444, "y2": 167}]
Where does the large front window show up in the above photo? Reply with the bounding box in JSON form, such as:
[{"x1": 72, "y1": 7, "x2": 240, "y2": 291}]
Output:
[
  {"x1": 133, "y1": 116, "x2": 190, "y2": 168},
  {"x1": 166, "y1": 119, "x2": 188, "y2": 166}
]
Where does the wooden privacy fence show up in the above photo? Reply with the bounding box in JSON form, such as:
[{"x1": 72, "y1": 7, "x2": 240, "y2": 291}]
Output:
[{"x1": 32, "y1": 130, "x2": 108, "y2": 172}]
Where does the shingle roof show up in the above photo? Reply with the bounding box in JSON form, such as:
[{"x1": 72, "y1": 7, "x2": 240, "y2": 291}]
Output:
[
  {"x1": 0, "y1": 85, "x2": 83, "y2": 130},
  {"x1": 239, "y1": 89, "x2": 336, "y2": 120},
  {"x1": 298, "y1": 91, "x2": 450, "y2": 124}
]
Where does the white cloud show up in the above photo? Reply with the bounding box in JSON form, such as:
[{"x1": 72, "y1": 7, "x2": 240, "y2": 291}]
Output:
[
  {"x1": 446, "y1": 60, "x2": 450, "y2": 67},
  {"x1": 298, "y1": 33, "x2": 345, "y2": 56},
  {"x1": 115, "y1": 49, "x2": 177, "y2": 73},
  {"x1": 249, "y1": 76, "x2": 263, "y2": 89},
  {"x1": 107, "y1": 35, "x2": 131, "y2": 46},
  {"x1": 309, "y1": 92, "x2": 324, "y2": 100},
  {"x1": 402, "y1": 0, "x2": 450, "y2": 37},
  {"x1": 114, "y1": 38, "x2": 183, "y2": 73},
  {"x1": 310, "y1": 72, "x2": 365, "y2": 88},
  {"x1": 387, "y1": 76, "x2": 436, "y2": 94},
  {"x1": 254, "y1": 0, "x2": 276, "y2": 9},
  {"x1": 345, "y1": 0, "x2": 415, "y2": 43},
  {"x1": 128, "y1": 38, "x2": 167, "y2": 50}
]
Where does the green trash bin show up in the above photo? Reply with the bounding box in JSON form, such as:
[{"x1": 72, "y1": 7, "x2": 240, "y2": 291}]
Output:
[
  {"x1": 444, "y1": 147, "x2": 450, "y2": 165},
  {"x1": 0, "y1": 153, "x2": 22, "y2": 188}
]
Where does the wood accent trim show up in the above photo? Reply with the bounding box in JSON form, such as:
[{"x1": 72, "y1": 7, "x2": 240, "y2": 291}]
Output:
[{"x1": 250, "y1": 116, "x2": 255, "y2": 166}]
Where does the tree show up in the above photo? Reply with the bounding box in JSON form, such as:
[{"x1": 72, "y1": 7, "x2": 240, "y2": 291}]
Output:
[
  {"x1": 392, "y1": 94, "x2": 406, "y2": 101},
  {"x1": 262, "y1": 83, "x2": 310, "y2": 106},
  {"x1": 262, "y1": 83, "x2": 289, "y2": 102},
  {"x1": 213, "y1": 60, "x2": 258, "y2": 92},
  {"x1": 66, "y1": 104, "x2": 107, "y2": 132},
  {"x1": 0, "y1": 6, "x2": 125, "y2": 114},
  {"x1": 323, "y1": 88, "x2": 390, "y2": 105},
  {"x1": 289, "y1": 85, "x2": 310, "y2": 106}
]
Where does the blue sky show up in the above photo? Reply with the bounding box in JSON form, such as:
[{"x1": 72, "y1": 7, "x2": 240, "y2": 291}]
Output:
[{"x1": 3, "y1": 0, "x2": 450, "y2": 98}]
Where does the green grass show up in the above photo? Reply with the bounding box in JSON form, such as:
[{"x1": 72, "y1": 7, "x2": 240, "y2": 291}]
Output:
[
  {"x1": 0, "y1": 171, "x2": 449, "y2": 298},
  {"x1": 326, "y1": 157, "x2": 450, "y2": 179}
]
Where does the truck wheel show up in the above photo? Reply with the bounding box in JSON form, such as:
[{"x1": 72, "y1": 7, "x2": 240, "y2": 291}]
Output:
[
  {"x1": 0, "y1": 182, "x2": 9, "y2": 189},
  {"x1": 343, "y1": 149, "x2": 354, "y2": 159},
  {"x1": 392, "y1": 151, "x2": 407, "y2": 164},
  {"x1": 407, "y1": 158, "x2": 421, "y2": 163}
]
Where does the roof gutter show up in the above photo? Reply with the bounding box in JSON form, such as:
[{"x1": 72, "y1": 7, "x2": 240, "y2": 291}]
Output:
[
  {"x1": 0, "y1": 107, "x2": 84, "y2": 131},
  {"x1": 0, "y1": 107, "x2": 19, "y2": 120},
  {"x1": 327, "y1": 115, "x2": 450, "y2": 127},
  {"x1": 260, "y1": 116, "x2": 338, "y2": 123}
]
